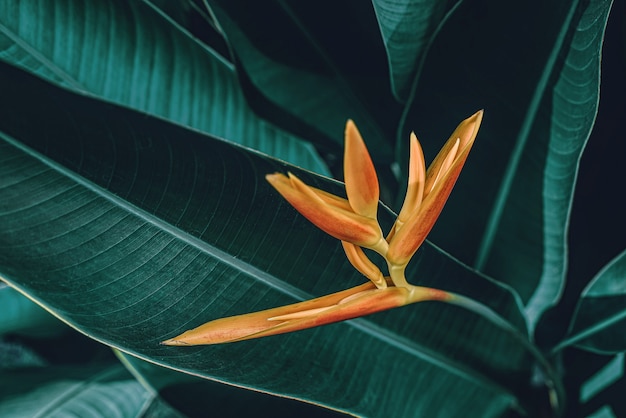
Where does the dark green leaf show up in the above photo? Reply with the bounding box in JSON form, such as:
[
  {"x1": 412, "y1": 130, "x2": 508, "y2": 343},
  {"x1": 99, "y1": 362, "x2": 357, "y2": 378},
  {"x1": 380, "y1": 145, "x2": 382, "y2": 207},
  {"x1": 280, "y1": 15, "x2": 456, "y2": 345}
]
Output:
[
  {"x1": 0, "y1": 0, "x2": 329, "y2": 175},
  {"x1": 557, "y1": 249, "x2": 626, "y2": 354},
  {"x1": 204, "y1": 0, "x2": 400, "y2": 162},
  {"x1": 0, "y1": 62, "x2": 559, "y2": 417},
  {"x1": 371, "y1": 0, "x2": 448, "y2": 101},
  {"x1": 0, "y1": 339, "x2": 46, "y2": 369},
  {"x1": 0, "y1": 363, "x2": 152, "y2": 418},
  {"x1": 579, "y1": 353, "x2": 624, "y2": 403},
  {"x1": 400, "y1": 0, "x2": 613, "y2": 325},
  {"x1": 117, "y1": 351, "x2": 344, "y2": 417}
]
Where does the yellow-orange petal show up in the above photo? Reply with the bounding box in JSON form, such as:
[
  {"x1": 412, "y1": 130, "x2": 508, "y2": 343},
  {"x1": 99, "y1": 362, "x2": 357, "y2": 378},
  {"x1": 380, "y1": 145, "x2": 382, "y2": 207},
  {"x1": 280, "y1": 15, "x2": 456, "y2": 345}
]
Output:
[
  {"x1": 308, "y1": 185, "x2": 353, "y2": 211},
  {"x1": 387, "y1": 110, "x2": 483, "y2": 266},
  {"x1": 161, "y1": 282, "x2": 376, "y2": 345},
  {"x1": 396, "y1": 132, "x2": 426, "y2": 226},
  {"x1": 424, "y1": 110, "x2": 483, "y2": 197},
  {"x1": 341, "y1": 241, "x2": 386, "y2": 288},
  {"x1": 161, "y1": 284, "x2": 452, "y2": 345},
  {"x1": 344, "y1": 120, "x2": 379, "y2": 219},
  {"x1": 266, "y1": 172, "x2": 383, "y2": 247}
]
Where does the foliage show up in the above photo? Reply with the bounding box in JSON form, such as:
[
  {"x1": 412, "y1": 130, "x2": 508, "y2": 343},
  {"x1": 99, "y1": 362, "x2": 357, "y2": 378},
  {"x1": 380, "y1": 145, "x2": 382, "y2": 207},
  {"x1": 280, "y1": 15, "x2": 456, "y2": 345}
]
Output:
[{"x1": 0, "y1": 0, "x2": 624, "y2": 417}]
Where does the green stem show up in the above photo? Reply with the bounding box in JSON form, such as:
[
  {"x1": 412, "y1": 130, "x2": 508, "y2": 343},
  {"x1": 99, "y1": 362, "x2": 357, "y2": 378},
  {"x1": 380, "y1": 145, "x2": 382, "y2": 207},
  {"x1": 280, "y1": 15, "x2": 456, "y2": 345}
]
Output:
[{"x1": 445, "y1": 293, "x2": 565, "y2": 417}]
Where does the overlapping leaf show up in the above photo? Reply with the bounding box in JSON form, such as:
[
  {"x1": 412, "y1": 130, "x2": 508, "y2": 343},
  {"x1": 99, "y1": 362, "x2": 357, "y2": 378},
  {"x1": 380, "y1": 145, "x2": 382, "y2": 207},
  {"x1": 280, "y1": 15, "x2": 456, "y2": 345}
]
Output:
[
  {"x1": 0, "y1": 62, "x2": 559, "y2": 417},
  {"x1": 0, "y1": 285, "x2": 63, "y2": 338},
  {"x1": 204, "y1": 0, "x2": 398, "y2": 162},
  {"x1": 557, "y1": 249, "x2": 626, "y2": 354},
  {"x1": 0, "y1": 0, "x2": 329, "y2": 175},
  {"x1": 372, "y1": 0, "x2": 448, "y2": 101},
  {"x1": 0, "y1": 363, "x2": 152, "y2": 418},
  {"x1": 116, "y1": 351, "x2": 343, "y2": 417}
]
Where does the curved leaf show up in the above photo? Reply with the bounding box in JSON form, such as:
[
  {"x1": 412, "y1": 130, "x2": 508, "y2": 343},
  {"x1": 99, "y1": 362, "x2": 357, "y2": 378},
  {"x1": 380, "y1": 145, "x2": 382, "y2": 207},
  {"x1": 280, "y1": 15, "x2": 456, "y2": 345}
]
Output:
[
  {"x1": 204, "y1": 0, "x2": 399, "y2": 162},
  {"x1": 556, "y1": 249, "x2": 626, "y2": 354},
  {"x1": 116, "y1": 351, "x2": 343, "y2": 417},
  {"x1": 0, "y1": 363, "x2": 152, "y2": 418},
  {"x1": 372, "y1": 0, "x2": 448, "y2": 101},
  {"x1": 0, "y1": 339, "x2": 46, "y2": 369},
  {"x1": 0, "y1": 63, "x2": 560, "y2": 417},
  {"x1": 0, "y1": 0, "x2": 329, "y2": 175},
  {"x1": 400, "y1": 0, "x2": 613, "y2": 326}
]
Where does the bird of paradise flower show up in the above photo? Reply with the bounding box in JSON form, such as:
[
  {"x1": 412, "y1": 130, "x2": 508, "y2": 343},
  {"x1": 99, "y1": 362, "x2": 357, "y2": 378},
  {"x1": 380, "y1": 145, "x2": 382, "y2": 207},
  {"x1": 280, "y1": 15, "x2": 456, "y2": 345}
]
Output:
[{"x1": 163, "y1": 110, "x2": 483, "y2": 346}]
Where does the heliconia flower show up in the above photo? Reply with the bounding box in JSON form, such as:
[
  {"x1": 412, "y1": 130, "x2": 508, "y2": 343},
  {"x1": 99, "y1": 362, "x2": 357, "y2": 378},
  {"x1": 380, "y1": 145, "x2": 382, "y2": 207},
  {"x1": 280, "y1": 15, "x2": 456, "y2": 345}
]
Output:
[{"x1": 163, "y1": 111, "x2": 482, "y2": 346}]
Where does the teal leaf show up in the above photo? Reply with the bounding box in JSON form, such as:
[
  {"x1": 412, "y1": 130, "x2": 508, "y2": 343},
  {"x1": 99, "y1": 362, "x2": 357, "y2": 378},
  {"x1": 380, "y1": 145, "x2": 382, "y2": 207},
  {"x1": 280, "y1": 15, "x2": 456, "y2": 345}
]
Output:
[
  {"x1": 0, "y1": 0, "x2": 329, "y2": 175},
  {"x1": 116, "y1": 351, "x2": 342, "y2": 417},
  {"x1": 0, "y1": 282, "x2": 64, "y2": 338},
  {"x1": 0, "y1": 62, "x2": 560, "y2": 417},
  {"x1": 0, "y1": 363, "x2": 152, "y2": 418},
  {"x1": 372, "y1": 0, "x2": 448, "y2": 101},
  {"x1": 0, "y1": 339, "x2": 46, "y2": 369},
  {"x1": 580, "y1": 353, "x2": 624, "y2": 403},
  {"x1": 556, "y1": 249, "x2": 626, "y2": 354},
  {"x1": 400, "y1": 0, "x2": 614, "y2": 326}
]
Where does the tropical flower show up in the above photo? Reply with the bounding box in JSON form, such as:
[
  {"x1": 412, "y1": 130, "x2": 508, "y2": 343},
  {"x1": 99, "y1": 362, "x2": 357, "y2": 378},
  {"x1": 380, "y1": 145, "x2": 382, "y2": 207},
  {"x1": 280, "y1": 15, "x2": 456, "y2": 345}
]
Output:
[{"x1": 163, "y1": 110, "x2": 483, "y2": 345}]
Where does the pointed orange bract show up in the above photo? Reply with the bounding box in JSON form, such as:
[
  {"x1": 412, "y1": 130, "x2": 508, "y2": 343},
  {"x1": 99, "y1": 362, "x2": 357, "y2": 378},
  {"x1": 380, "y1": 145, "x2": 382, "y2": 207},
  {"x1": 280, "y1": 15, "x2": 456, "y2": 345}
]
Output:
[
  {"x1": 266, "y1": 172, "x2": 383, "y2": 248},
  {"x1": 387, "y1": 110, "x2": 483, "y2": 267},
  {"x1": 162, "y1": 282, "x2": 451, "y2": 345},
  {"x1": 164, "y1": 111, "x2": 483, "y2": 345},
  {"x1": 344, "y1": 120, "x2": 379, "y2": 219}
]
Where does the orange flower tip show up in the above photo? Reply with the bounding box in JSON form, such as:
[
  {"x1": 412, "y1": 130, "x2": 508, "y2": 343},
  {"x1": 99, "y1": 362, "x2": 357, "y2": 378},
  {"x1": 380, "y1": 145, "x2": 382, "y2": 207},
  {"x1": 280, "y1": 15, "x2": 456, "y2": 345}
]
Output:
[
  {"x1": 265, "y1": 172, "x2": 287, "y2": 185},
  {"x1": 344, "y1": 119, "x2": 379, "y2": 218},
  {"x1": 465, "y1": 110, "x2": 484, "y2": 136},
  {"x1": 397, "y1": 133, "x2": 426, "y2": 223}
]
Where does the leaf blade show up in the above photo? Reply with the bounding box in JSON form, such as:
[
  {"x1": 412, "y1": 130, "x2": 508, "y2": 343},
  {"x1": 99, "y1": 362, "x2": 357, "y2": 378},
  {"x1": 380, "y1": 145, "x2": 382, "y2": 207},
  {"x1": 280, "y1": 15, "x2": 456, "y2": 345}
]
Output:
[
  {"x1": 557, "y1": 249, "x2": 626, "y2": 354},
  {"x1": 372, "y1": 0, "x2": 448, "y2": 101}
]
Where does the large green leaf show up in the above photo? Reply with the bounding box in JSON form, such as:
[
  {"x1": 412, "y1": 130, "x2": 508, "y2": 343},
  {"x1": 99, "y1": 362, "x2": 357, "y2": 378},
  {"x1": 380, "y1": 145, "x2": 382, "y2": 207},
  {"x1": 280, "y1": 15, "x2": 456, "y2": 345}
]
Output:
[
  {"x1": 0, "y1": 62, "x2": 560, "y2": 417},
  {"x1": 371, "y1": 0, "x2": 448, "y2": 102},
  {"x1": 0, "y1": 0, "x2": 329, "y2": 176},
  {"x1": 555, "y1": 249, "x2": 626, "y2": 354},
  {"x1": 0, "y1": 363, "x2": 152, "y2": 418},
  {"x1": 399, "y1": 0, "x2": 613, "y2": 325}
]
